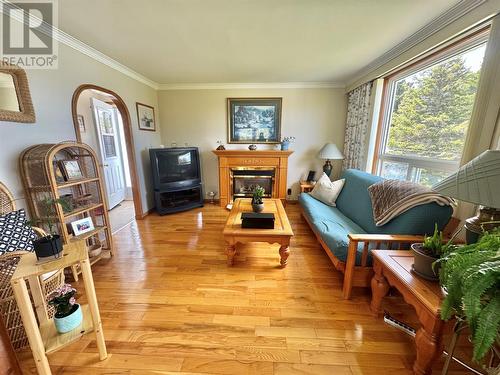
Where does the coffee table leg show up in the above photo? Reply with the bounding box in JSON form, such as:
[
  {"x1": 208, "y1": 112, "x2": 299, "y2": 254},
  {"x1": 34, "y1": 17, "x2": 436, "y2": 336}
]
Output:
[
  {"x1": 279, "y1": 245, "x2": 290, "y2": 267},
  {"x1": 226, "y1": 244, "x2": 236, "y2": 266}
]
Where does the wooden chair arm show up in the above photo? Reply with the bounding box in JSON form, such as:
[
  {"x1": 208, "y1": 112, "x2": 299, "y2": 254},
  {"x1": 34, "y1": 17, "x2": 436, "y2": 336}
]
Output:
[
  {"x1": 347, "y1": 233, "x2": 424, "y2": 243},
  {"x1": 343, "y1": 233, "x2": 423, "y2": 300}
]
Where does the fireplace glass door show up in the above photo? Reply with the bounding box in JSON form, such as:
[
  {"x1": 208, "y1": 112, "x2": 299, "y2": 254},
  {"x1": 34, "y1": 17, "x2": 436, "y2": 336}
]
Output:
[{"x1": 231, "y1": 169, "x2": 274, "y2": 199}]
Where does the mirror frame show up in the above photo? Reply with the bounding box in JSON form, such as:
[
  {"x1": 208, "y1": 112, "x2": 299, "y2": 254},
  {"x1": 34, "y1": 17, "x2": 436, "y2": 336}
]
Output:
[{"x1": 0, "y1": 62, "x2": 35, "y2": 123}]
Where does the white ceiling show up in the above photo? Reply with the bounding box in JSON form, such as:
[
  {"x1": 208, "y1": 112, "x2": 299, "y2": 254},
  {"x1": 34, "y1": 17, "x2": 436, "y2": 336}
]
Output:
[{"x1": 58, "y1": 0, "x2": 461, "y2": 85}]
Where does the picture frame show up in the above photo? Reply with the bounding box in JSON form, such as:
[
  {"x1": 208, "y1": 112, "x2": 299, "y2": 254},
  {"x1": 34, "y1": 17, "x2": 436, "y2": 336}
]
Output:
[
  {"x1": 136, "y1": 102, "x2": 156, "y2": 131},
  {"x1": 306, "y1": 170, "x2": 316, "y2": 182},
  {"x1": 53, "y1": 161, "x2": 65, "y2": 183},
  {"x1": 60, "y1": 160, "x2": 83, "y2": 181},
  {"x1": 227, "y1": 98, "x2": 282, "y2": 144},
  {"x1": 77, "y1": 114, "x2": 86, "y2": 132},
  {"x1": 70, "y1": 217, "x2": 94, "y2": 237}
]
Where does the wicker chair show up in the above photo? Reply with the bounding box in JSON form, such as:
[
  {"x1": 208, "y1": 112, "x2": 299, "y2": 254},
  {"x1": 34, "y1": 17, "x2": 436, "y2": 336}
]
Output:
[{"x1": 0, "y1": 181, "x2": 65, "y2": 350}]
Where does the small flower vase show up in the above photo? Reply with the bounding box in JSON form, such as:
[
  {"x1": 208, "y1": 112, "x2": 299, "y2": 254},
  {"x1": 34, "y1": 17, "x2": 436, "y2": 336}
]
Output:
[
  {"x1": 280, "y1": 141, "x2": 290, "y2": 151},
  {"x1": 54, "y1": 304, "x2": 83, "y2": 334}
]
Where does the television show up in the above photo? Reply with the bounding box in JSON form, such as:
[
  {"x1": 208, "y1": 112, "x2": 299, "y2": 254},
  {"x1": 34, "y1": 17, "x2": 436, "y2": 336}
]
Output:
[{"x1": 149, "y1": 147, "x2": 201, "y2": 191}]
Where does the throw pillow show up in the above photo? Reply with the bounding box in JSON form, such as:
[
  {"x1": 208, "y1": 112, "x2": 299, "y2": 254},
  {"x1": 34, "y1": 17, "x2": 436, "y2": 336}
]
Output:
[
  {"x1": 309, "y1": 173, "x2": 345, "y2": 206},
  {"x1": 0, "y1": 209, "x2": 36, "y2": 255}
]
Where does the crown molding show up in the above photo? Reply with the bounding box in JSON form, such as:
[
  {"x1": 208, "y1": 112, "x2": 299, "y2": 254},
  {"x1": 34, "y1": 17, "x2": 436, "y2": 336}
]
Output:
[
  {"x1": 346, "y1": 0, "x2": 488, "y2": 88},
  {"x1": 0, "y1": 0, "x2": 159, "y2": 90},
  {"x1": 158, "y1": 82, "x2": 344, "y2": 90}
]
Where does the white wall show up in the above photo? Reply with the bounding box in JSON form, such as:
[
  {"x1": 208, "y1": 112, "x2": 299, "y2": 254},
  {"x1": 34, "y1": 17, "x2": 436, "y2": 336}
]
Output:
[
  {"x1": 158, "y1": 88, "x2": 347, "y2": 200},
  {"x1": 0, "y1": 42, "x2": 162, "y2": 214}
]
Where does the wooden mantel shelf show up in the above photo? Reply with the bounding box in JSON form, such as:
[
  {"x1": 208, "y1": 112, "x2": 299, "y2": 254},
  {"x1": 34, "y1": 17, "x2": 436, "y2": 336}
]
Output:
[
  {"x1": 213, "y1": 150, "x2": 294, "y2": 157},
  {"x1": 212, "y1": 149, "x2": 293, "y2": 207}
]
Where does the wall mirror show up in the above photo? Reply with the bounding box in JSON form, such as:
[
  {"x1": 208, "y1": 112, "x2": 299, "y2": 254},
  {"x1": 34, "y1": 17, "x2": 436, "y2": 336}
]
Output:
[{"x1": 0, "y1": 63, "x2": 35, "y2": 123}]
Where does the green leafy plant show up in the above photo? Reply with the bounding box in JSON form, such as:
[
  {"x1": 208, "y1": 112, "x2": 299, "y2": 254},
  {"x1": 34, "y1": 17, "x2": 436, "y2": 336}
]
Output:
[
  {"x1": 30, "y1": 197, "x2": 71, "y2": 236},
  {"x1": 436, "y1": 228, "x2": 500, "y2": 362},
  {"x1": 48, "y1": 283, "x2": 77, "y2": 318},
  {"x1": 421, "y1": 223, "x2": 447, "y2": 258},
  {"x1": 251, "y1": 186, "x2": 265, "y2": 205}
]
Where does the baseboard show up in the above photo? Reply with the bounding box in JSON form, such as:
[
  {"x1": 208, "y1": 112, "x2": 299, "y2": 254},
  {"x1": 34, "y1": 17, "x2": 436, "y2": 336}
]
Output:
[
  {"x1": 137, "y1": 207, "x2": 155, "y2": 220},
  {"x1": 203, "y1": 199, "x2": 220, "y2": 204}
]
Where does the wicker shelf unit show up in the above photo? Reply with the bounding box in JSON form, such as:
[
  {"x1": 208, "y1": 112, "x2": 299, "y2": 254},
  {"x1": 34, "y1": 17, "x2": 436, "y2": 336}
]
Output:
[{"x1": 19, "y1": 142, "x2": 113, "y2": 280}]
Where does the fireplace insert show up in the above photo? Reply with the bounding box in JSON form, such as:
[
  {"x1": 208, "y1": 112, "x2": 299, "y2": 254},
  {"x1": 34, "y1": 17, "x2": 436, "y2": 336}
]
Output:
[{"x1": 231, "y1": 168, "x2": 275, "y2": 200}]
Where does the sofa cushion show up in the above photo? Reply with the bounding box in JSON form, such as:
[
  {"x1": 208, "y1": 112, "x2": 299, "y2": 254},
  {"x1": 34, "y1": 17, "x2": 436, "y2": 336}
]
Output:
[
  {"x1": 335, "y1": 169, "x2": 453, "y2": 235},
  {"x1": 309, "y1": 173, "x2": 345, "y2": 206},
  {"x1": 299, "y1": 193, "x2": 368, "y2": 265}
]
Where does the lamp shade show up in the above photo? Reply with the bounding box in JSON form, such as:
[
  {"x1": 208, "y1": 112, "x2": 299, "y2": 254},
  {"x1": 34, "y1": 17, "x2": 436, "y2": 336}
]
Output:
[
  {"x1": 318, "y1": 143, "x2": 344, "y2": 160},
  {"x1": 432, "y1": 150, "x2": 500, "y2": 208}
]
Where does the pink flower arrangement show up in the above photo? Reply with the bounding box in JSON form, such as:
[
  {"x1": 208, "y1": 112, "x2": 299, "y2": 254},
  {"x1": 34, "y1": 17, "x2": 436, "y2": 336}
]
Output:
[{"x1": 48, "y1": 283, "x2": 78, "y2": 318}]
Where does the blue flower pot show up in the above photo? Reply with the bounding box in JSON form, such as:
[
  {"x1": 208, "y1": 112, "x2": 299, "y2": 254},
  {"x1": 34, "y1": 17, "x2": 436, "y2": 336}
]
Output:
[
  {"x1": 54, "y1": 304, "x2": 83, "y2": 334},
  {"x1": 281, "y1": 141, "x2": 290, "y2": 151}
]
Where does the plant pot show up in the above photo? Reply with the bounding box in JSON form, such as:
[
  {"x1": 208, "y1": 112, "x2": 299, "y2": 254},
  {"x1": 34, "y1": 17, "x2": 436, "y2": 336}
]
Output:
[
  {"x1": 281, "y1": 141, "x2": 290, "y2": 151},
  {"x1": 411, "y1": 243, "x2": 440, "y2": 281},
  {"x1": 252, "y1": 203, "x2": 264, "y2": 213},
  {"x1": 33, "y1": 235, "x2": 63, "y2": 261},
  {"x1": 54, "y1": 304, "x2": 83, "y2": 334}
]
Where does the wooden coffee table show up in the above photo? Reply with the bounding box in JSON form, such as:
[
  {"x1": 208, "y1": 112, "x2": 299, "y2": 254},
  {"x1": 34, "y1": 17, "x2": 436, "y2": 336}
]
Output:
[
  {"x1": 370, "y1": 250, "x2": 446, "y2": 375},
  {"x1": 223, "y1": 198, "x2": 294, "y2": 267}
]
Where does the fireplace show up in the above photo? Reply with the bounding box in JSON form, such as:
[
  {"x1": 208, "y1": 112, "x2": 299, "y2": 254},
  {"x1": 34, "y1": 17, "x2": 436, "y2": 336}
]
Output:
[
  {"x1": 212, "y1": 150, "x2": 293, "y2": 207},
  {"x1": 230, "y1": 168, "x2": 275, "y2": 200}
]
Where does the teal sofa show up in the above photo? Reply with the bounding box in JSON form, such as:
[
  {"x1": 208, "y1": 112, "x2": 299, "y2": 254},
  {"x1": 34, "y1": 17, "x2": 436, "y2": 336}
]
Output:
[{"x1": 299, "y1": 169, "x2": 453, "y2": 299}]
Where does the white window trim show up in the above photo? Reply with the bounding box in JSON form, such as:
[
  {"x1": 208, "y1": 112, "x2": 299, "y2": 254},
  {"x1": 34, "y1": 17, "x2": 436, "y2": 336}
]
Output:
[{"x1": 375, "y1": 29, "x2": 490, "y2": 181}]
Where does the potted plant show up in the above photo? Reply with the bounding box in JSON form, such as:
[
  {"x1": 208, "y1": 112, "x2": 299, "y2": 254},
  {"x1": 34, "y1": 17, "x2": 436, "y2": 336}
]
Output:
[
  {"x1": 411, "y1": 224, "x2": 450, "y2": 280},
  {"x1": 436, "y1": 228, "x2": 499, "y2": 369},
  {"x1": 251, "y1": 185, "x2": 265, "y2": 213},
  {"x1": 30, "y1": 197, "x2": 71, "y2": 260},
  {"x1": 280, "y1": 136, "x2": 295, "y2": 151},
  {"x1": 48, "y1": 283, "x2": 83, "y2": 334}
]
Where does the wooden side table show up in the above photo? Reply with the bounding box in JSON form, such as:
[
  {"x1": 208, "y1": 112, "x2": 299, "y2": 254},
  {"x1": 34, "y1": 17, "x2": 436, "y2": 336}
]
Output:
[
  {"x1": 370, "y1": 250, "x2": 445, "y2": 375},
  {"x1": 10, "y1": 241, "x2": 107, "y2": 375},
  {"x1": 299, "y1": 180, "x2": 315, "y2": 193}
]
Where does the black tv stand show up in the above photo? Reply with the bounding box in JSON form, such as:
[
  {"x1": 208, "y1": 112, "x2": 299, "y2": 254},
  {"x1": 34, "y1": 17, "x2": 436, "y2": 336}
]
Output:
[{"x1": 154, "y1": 184, "x2": 204, "y2": 215}]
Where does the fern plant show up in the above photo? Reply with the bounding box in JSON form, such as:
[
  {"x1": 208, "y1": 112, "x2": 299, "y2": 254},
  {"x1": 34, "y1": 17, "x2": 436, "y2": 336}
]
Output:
[{"x1": 436, "y1": 228, "x2": 500, "y2": 362}]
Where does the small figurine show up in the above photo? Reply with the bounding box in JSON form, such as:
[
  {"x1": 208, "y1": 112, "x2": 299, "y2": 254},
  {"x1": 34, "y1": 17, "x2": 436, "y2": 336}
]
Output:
[
  {"x1": 248, "y1": 144, "x2": 257, "y2": 150},
  {"x1": 216, "y1": 140, "x2": 225, "y2": 150}
]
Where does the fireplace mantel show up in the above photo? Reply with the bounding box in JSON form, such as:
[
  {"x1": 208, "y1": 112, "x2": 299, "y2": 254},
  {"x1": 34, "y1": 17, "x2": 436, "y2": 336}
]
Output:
[{"x1": 213, "y1": 150, "x2": 293, "y2": 207}]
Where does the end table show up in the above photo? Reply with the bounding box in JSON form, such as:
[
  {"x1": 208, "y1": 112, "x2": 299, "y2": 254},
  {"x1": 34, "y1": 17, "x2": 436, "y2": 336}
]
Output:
[{"x1": 10, "y1": 240, "x2": 107, "y2": 375}]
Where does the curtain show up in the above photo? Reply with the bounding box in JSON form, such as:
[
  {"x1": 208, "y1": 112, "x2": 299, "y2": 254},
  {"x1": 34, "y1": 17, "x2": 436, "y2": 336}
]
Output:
[{"x1": 342, "y1": 81, "x2": 373, "y2": 170}]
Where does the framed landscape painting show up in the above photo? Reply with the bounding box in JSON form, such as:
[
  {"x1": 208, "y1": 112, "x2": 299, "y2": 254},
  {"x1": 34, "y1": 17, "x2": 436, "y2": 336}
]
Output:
[
  {"x1": 227, "y1": 98, "x2": 282, "y2": 144},
  {"x1": 136, "y1": 102, "x2": 156, "y2": 131}
]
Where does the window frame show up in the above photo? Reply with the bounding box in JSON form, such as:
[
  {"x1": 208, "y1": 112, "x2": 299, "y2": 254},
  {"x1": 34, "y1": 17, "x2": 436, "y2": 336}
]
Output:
[{"x1": 371, "y1": 26, "x2": 490, "y2": 183}]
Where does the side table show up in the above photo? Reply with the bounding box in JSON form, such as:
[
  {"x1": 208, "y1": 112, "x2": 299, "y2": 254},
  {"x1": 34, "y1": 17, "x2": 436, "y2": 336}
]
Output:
[
  {"x1": 10, "y1": 240, "x2": 107, "y2": 375},
  {"x1": 370, "y1": 250, "x2": 445, "y2": 375},
  {"x1": 299, "y1": 180, "x2": 315, "y2": 193}
]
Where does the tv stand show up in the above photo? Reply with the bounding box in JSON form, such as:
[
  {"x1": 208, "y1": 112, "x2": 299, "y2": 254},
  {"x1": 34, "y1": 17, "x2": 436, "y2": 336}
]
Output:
[{"x1": 154, "y1": 184, "x2": 204, "y2": 215}]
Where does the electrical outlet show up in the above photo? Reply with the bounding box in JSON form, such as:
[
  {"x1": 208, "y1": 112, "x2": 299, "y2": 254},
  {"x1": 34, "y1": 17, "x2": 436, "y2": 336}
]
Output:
[{"x1": 287, "y1": 188, "x2": 292, "y2": 196}]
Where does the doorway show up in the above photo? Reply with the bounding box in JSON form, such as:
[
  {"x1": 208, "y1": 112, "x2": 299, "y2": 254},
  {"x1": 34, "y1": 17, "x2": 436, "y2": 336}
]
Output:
[{"x1": 72, "y1": 85, "x2": 143, "y2": 232}]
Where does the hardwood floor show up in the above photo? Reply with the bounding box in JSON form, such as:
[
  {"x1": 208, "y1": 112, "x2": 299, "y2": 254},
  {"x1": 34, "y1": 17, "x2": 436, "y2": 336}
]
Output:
[{"x1": 18, "y1": 204, "x2": 474, "y2": 374}]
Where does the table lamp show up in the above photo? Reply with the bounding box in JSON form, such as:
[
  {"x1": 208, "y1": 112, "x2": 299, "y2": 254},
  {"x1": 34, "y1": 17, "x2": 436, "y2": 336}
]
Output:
[
  {"x1": 318, "y1": 143, "x2": 344, "y2": 177},
  {"x1": 432, "y1": 150, "x2": 500, "y2": 243}
]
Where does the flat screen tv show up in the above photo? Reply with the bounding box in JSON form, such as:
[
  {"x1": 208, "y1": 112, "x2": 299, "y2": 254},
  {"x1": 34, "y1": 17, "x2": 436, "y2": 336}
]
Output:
[{"x1": 149, "y1": 147, "x2": 201, "y2": 191}]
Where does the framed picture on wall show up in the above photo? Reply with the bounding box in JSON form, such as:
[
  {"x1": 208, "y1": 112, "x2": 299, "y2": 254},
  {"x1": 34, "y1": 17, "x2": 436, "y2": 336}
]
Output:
[
  {"x1": 227, "y1": 97, "x2": 282, "y2": 144},
  {"x1": 136, "y1": 102, "x2": 156, "y2": 131},
  {"x1": 77, "y1": 115, "x2": 86, "y2": 132}
]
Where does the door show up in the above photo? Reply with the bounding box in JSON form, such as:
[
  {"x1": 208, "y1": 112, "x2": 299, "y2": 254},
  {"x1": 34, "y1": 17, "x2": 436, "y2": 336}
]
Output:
[{"x1": 91, "y1": 97, "x2": 126, "y2": 210}]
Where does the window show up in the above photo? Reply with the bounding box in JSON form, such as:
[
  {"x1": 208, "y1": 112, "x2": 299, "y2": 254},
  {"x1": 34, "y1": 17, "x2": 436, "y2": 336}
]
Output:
[{"x1": 375, "y1": 30, "x2": 488, "y2": 186}]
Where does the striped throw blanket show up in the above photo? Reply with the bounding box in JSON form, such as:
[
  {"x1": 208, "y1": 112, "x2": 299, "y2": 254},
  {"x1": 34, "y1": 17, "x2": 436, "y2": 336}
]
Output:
[{"x1": 368, "y1": 179, "x2": 455, "y2": 226}]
